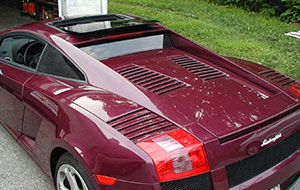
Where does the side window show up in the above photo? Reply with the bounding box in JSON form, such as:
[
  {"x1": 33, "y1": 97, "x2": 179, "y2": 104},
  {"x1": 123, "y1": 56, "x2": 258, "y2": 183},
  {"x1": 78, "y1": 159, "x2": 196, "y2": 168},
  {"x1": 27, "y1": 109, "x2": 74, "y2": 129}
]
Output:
[
  {"x1": 37, "y1": 45, "x2": 85, "y2": 81},
  {"x1": 0, "y1": 36, "x2": 45, "y2": 69}
]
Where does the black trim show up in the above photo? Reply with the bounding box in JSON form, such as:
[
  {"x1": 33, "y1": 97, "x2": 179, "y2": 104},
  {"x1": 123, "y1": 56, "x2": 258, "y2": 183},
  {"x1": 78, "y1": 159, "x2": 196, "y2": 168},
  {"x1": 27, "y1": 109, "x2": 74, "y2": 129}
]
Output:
[
  {"x1": 0, "y1": 58, "x2": 36, "y2": 73},
  {"x1": 48, "y1": 14, "x2": 132, "y2": 27},
  {"x1": 1, "y1": 31, "x2": 87, "y2": 84},
  {"x1": 0, "y1": 33, "x2": 46, "y2": 73},
  {"x1": 35, "y1": 43, "x2": 48, "y2": 73},
  {"x1": 36, "y1": 72, "x2": 86, "y2": 84},
  {"x1": 226, "y1": 129, "x2": 300, "y2": 188},
  {"x1": 0, "y1": 31, "x2": 49, "y2": 46},
  {"x1": 160, "y1": 172, "x2": 213, "y2": 190},
  {"x1": 47, "y1": 14, "x2": 158, "y2": 34}
]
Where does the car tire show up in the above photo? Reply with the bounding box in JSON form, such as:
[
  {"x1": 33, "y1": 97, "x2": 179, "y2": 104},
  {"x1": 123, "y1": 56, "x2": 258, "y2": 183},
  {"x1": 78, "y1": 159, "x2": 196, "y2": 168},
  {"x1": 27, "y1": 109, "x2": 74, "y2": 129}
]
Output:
[{"x1": 55, "y1": 152, "x2": 95, "y2": 190}]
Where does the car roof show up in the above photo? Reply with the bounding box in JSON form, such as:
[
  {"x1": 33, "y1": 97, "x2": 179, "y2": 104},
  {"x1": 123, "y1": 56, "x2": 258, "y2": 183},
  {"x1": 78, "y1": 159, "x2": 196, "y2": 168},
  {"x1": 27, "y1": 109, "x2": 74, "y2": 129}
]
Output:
[{"x1": 2, "y1": 14, "x2": 166, "y2": 46}]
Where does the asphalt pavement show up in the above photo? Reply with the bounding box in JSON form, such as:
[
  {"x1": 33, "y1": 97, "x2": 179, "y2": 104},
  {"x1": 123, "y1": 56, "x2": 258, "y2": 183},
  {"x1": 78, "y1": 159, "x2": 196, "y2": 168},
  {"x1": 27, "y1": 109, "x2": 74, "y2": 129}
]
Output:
[
  {"x1": 0, "y1": 126, "x2": 54, "y2": 190},
  {"x1": 0, "y1": 3, "x2": 299, "y2": 190},
  {"x1": 0, "y1": 4, "x2": 33, "y2": 32}
]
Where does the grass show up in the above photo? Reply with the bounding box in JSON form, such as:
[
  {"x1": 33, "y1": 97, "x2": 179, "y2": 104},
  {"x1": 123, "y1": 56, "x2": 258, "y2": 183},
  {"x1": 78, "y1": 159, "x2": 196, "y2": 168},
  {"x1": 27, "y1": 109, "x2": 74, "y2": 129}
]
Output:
[{"x1": 109, "y1": 0, "x2": 300, "y2": 80}]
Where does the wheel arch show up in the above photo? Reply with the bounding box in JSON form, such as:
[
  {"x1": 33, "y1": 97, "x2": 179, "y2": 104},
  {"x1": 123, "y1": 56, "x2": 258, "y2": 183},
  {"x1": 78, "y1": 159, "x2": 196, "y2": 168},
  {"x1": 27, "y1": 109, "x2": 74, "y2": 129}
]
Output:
[{"x1": 50, "y1": 147, "x2": 68, "y2": 180}]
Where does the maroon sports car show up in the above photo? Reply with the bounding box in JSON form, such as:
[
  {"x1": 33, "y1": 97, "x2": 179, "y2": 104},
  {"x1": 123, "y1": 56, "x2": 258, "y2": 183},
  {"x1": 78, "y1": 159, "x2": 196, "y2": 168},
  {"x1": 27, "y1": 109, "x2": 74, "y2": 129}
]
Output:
[{"x1": 0, "y1": 14, "x2": 299, "y2": 190}]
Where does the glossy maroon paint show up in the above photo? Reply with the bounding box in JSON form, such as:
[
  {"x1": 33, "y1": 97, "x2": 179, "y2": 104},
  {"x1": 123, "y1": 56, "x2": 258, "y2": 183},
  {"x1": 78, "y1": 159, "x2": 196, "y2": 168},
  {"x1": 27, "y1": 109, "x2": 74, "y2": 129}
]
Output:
[
  {"x1": 102, "y1": 48, "x2": 296, "y2": 138},
  {"x1": 0, "y1": 63, "x2": 35, "y2": 138},
  {"x1": 0, "y1": 16, "x2": 299, "y2": 190}
]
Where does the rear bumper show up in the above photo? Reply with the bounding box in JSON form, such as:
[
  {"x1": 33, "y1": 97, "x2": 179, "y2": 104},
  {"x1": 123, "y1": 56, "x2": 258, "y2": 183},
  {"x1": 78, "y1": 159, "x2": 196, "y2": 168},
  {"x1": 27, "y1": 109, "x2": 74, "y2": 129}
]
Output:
[
  {"x1": 211, "y1": 142, "x2": 300, "y2": 190},
  {"x1": 93, "y1": 149, "x2": 299, "y2": 190},
  {"x1": 94, "y1": 180, "x2": 161, "y2": 190},
  {"x1": 230, "y1": 149, "x2": 300, "y2": 190},
  {"x1": 90, "y1": 167, "x2": 161, "y2": 190},
  {"x1": 211, "y1": 149, "x2": 300, "y2": 190}
]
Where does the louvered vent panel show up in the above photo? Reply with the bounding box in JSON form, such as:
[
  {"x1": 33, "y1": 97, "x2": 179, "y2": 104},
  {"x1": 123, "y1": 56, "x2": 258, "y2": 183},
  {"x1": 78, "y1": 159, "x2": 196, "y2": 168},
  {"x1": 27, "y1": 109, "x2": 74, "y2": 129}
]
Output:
[
  {"x1": 116, "y1": 65, "x2": 187, "y2": 95},
  {"x1": 107, "y1": 108, "x2": 178, "y2": 143},
  {"x1": 169, "y1": 55, "x2": 228, "y2": 81},
  {"x1": 259, "y1": 70, "x2": 297, "y2": 88}
]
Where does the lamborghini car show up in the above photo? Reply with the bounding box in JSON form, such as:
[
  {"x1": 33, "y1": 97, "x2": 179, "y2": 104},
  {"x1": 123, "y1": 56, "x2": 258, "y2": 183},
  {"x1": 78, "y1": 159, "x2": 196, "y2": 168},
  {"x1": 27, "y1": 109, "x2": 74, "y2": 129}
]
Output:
[{"x1": 0, "y1": 14, "x2": 299, "y2": 190}]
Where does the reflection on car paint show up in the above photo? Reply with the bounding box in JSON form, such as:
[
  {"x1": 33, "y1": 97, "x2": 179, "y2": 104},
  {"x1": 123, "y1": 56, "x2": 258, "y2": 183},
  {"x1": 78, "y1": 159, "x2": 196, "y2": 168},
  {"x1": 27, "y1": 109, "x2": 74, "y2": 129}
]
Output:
[
  {"x1": 53, "y1": 87, "x2": 73, "y2": 95},
  {"x1": 30, "y1": 91, "x2": 58, "y2": 116}
]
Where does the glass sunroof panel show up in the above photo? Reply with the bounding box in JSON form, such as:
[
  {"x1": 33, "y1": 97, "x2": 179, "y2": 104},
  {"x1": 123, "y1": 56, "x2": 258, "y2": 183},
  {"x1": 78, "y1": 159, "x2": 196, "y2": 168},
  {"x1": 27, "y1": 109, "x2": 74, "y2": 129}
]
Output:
[{"x1": 48, "y1": 14, "x2": 157, "y2": 34}]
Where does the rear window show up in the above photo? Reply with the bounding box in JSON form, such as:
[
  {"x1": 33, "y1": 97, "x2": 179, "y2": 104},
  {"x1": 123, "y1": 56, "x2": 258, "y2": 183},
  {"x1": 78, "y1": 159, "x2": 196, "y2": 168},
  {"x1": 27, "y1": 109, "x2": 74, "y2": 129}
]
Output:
[{"x1": 80, "y1": 34, "x2": 172, "y2": 60}]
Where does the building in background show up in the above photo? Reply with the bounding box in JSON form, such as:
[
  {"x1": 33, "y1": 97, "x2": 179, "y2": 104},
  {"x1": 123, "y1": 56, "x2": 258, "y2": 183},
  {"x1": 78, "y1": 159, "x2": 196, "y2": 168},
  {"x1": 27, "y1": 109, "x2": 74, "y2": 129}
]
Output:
[
  {"x1": 1, "y1": 0, "x2": 107, "y2": 20},
  {"x1": 59, "y1": 0, "x2": 107, "y2": 17}
]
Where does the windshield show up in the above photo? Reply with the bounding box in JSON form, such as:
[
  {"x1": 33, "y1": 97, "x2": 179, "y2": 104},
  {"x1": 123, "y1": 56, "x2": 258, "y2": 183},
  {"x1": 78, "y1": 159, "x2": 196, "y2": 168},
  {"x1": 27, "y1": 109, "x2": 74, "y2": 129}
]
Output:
[{"x1": 80, "y1": 34, "x2": 171, "y2": 60}]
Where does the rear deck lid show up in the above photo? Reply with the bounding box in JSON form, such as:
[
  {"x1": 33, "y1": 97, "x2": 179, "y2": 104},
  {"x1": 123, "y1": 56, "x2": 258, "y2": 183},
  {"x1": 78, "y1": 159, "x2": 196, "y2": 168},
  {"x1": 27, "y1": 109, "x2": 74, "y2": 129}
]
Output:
[{"x1": 104, "y1": 48, "x2": 298, "y2": 140}]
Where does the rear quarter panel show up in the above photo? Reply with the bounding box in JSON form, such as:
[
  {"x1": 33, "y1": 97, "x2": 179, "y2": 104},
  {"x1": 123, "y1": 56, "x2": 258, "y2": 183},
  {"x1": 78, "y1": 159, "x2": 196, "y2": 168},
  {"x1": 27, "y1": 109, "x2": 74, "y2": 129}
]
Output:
[{"x1": 23, "y1": 75, "x2": 158, "y2": 186}]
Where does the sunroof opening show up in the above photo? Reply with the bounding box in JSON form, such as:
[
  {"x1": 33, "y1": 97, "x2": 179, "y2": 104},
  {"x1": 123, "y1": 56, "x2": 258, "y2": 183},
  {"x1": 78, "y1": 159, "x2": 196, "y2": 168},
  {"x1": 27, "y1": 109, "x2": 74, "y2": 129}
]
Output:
[{"x1": 48, "y1": 14, "x2": 158, "y2": 34}]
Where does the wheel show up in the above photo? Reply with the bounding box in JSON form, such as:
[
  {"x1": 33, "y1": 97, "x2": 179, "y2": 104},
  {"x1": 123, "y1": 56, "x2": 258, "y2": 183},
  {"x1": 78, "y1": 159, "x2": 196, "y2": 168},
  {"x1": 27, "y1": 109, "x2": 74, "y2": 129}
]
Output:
[{"x1": 55, "y1": 153, "x2": 95, "y2": 190}]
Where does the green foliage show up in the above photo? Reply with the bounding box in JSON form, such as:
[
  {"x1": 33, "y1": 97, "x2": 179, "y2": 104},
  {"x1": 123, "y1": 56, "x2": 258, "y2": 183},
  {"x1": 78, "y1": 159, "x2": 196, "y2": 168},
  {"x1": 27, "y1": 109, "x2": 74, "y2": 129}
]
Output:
[
  {"x1": 210, "y1": 0, "x2": 300, "y2": 23},
  {"x1": 109, "y1": 0, "x2": 300, "y2": 80},
  {"x1": 280, "y1": 0, "x2": 300, "y2": 23}
]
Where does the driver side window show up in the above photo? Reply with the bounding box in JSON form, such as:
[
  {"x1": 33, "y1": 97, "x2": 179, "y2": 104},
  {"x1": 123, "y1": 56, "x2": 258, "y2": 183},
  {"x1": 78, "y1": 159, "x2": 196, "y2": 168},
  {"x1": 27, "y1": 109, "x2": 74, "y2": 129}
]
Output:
[{"x1": 0, "y1": 36, "x2": 45, "y2": 69}]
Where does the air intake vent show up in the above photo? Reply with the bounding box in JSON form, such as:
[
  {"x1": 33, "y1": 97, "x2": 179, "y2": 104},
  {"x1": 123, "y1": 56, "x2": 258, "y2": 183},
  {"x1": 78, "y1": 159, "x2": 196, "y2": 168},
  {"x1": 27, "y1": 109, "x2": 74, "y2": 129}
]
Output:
[
  {"x1": 107, "y1": 108, "x2": 178, "y2": 144},
  {"x1": 116, "y1": 65, "x2": 187, "y2": 95},
  {"x1": 226, "y1": 129, "x2": 300, "y2": 188},
  {"x1": 259, "y1": 70, "x2": 297, "y2": 88},
  {"x1": 161, "y1": 172, "x2": 213, "y2": 190},
  {"x1": 169, "y1": 55, "x2": 228, "y2": 81}
]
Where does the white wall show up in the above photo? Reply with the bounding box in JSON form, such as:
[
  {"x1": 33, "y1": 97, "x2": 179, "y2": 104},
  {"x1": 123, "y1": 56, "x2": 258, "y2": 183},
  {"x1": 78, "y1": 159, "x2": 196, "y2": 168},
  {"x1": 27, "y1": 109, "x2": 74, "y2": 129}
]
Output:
[{"x1": 58, "y1": 0, "x2": 108, "y2": 17}]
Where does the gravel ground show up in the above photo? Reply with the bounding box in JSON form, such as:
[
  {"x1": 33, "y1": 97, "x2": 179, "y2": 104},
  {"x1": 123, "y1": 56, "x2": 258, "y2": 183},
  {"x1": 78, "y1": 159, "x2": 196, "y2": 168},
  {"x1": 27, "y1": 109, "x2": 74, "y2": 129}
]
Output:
[{"x1": 0, "y1": 3, "x2": 299, "y2": 190}]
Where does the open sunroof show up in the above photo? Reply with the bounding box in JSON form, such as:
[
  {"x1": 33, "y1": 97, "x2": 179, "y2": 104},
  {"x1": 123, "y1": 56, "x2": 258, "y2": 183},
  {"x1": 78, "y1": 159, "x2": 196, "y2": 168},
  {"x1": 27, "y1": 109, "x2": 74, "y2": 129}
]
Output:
[{"x1": 48, "y1": 14, "x2": 158, "y2": 34}]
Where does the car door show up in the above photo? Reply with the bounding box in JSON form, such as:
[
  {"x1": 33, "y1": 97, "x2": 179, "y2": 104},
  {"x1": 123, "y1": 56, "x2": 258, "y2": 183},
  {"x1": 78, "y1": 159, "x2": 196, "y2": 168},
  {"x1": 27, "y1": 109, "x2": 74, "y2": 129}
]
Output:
[{"x1": 0, "y1": 34, "x2": 44, "y2": 139}]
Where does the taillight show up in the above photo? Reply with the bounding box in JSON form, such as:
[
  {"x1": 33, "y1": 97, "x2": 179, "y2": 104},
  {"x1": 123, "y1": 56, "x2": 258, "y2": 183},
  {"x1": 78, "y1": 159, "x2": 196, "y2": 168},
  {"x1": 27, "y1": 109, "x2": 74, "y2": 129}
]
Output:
[
  {"x1": 137, "y1": 129, "x2": 210, "y2": 182},
  {"x1": 289, "y1": 83, "x2": 300, "y2": 96}
]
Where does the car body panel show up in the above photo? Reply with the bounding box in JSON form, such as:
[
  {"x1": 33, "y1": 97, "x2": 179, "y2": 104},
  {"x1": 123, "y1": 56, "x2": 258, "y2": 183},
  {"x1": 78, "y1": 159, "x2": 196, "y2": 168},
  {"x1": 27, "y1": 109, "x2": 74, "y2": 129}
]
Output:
[
  {"x1": 101, "y1": 48, "x2": 297, "y2": 139},
  {"x1": 21, "y1": 74, "x2": 159, "y2": 184},
  {"x1": 0, "y1": 61, "x2": 34, "y2": 139},
  {"x1": 0, "y1": 15, "x2": 299, "y2": 190}
]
